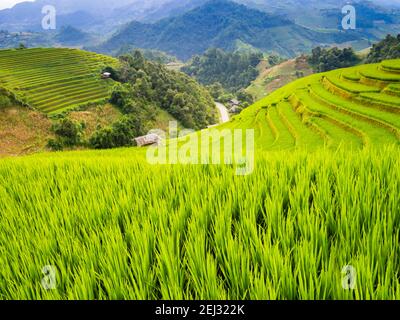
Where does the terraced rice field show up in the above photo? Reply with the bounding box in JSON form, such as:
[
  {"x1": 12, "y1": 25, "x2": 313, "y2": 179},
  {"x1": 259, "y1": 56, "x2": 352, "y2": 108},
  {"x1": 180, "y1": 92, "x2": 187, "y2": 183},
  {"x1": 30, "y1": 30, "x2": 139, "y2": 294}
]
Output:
[
  {"x1": 0, "y1": 61, "x2": 400, "y2": 300},
  {"x1": 0, "y1": 48, "x2": 118, "y2": 114},
  {"x1": 229, "y1": 60, "x2": 400, "y2": 151}
]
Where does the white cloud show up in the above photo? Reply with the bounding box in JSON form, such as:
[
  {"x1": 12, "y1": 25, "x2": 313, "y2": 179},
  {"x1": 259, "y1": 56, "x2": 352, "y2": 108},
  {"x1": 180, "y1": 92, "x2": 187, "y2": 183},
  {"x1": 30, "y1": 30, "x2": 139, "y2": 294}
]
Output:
[{"x1": 0, "y1": 0, "x2": 35, "y2": 10}]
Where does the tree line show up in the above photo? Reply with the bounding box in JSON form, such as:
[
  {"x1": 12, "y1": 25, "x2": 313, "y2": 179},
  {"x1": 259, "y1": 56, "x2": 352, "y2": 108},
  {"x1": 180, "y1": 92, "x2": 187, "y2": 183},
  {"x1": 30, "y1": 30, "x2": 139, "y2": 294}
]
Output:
[
  {"x1": 182, "y1": 48, "x2": 262, "y2": 93},
  {"x1": 308, "y1": 34, "x2": 400, "y2": 73}
]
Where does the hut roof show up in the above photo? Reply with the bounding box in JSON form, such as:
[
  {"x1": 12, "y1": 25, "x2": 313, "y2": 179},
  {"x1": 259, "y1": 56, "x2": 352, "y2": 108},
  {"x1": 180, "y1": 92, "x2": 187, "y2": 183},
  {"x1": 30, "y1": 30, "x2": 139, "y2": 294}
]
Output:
[{"x1": 134, "y1": 134, "x2": 161, "y2": 147}]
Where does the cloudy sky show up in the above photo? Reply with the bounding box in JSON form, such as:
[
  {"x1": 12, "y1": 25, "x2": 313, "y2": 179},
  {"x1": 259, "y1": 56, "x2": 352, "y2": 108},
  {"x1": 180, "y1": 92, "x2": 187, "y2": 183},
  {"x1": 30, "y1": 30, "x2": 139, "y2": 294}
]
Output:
[
  {"x1": 1, "y1": 0, "x2": 400, "y2": 10},
  {"x1": 0, "y1": 0, "x2": 34, "y2": 10}
]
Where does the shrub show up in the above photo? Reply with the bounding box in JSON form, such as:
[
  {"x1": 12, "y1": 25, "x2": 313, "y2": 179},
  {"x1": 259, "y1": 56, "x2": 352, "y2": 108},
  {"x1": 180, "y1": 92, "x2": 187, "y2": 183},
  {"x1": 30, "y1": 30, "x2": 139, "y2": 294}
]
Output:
[
  {"x1": 0, "y1": 95, "x2": 12, "y2": 109},
  {"x1": 89, "y1": 115, "x2": 149, "y2": 149},
  {"x1": 46, "y1": 139, "x2": 64, "y2": 151},
  {"x1": 51, "y1": 118, "x2": 84, "y2": 147}
]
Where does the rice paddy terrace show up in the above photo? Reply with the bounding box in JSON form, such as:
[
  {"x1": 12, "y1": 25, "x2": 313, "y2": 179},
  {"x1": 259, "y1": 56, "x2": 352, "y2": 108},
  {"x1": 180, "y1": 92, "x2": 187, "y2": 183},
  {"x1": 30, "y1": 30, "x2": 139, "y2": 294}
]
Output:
[
  {"x1": 0, "y1": 48, "x2": 118, "y2": 114},
  {"x1": 224, "y1": 59, "x2": 400, "y2": 151}
]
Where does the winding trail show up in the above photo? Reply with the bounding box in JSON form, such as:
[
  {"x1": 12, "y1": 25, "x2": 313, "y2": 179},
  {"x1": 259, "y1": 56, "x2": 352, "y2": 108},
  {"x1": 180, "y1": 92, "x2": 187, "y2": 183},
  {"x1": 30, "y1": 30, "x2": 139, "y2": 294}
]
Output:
[{"x1": 215, "y1": 102, "x2": 230, "y2": 124}]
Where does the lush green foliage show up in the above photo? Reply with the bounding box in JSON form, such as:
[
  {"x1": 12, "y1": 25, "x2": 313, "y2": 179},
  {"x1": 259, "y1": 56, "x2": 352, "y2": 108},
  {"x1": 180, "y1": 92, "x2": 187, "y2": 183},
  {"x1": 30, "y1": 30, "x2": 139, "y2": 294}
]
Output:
[
  {"x1": 47, "y1": 118, "x2": 84, "y2": 150},
  {"x1": 366, "y1": 34, "x2": 400, "y2": 63},
  {"x1": 53, "y1": 118, "x2": 84, "y2": 146},
  {"x1": 308, "y1": 47, "x2": 361, "y2": 72},
  {"x1": 0, "y1": 147, "x2": 399, "y2": 299},
  {"x1": 182, "y1": 48, "x2": 262, "y2": 92},
  {"x1": 0, "y1": 48, "x2": 118, "y2": 114},
  {"x1": 111, "y1": 51, "x2": 217, "y2": 130},
  {"x1": 89, "y1": 115, "x2": 148, "y2": 149},
  {"x1": 267, "y1": 55, "x2": 284, "y2": 67},
  {"x1": 115, "y1": 47, "x2": 179, "y2": 64},
  {"x1": 0, "y1": 93, "x2": 12, "y2": 109}
]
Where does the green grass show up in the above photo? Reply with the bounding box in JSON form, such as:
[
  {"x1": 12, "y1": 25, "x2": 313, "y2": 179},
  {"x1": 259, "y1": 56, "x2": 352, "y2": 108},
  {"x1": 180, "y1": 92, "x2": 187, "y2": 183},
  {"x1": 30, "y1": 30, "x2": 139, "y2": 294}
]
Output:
[
  {"x1": 325, "y1": 75, "x2": 380, "y2": 94},
  {"x1": 277, "y1": 102, "x2": 324, "y2": 148},
  {"x1": 360, "y1": 92, "x2": 400, "y2": 107},
  {"x1": 342, "y1": 71, "x2": 361, "y2": 81},
  {"x1": 0, "y1": 48, "x2": 118, "y2": 114},
  {"x1": 0, "y1": 147, "x2": 399, "y2": 299},
  {"x1": 381, "y1": 59, "x2": 400, "y2": 72}
]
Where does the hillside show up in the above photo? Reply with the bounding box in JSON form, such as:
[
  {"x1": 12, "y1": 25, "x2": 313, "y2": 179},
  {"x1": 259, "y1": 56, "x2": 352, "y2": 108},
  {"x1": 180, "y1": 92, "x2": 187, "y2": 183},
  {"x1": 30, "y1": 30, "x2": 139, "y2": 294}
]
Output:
[
  {"x1": 246, "y1": 56, "x2": 314, "y2": 100},
  {"x1": 0, "y1": 48, "x2": 219, "y2": 155},
  {"x1": 182, "y1": 48, "x2": 262, "y2": 92},
  {"x1": 55, "y1": 26, "x2": 94, "y2": 46},
  {"x1": 226, "y1": 59, "x2": 400, "y2": 151},
  {"x1": 0, "y1": 48, "x2": 118, "y2": 114},
  {"x1": 93, "y1": 0, "x2": 361, "y2": 60}
]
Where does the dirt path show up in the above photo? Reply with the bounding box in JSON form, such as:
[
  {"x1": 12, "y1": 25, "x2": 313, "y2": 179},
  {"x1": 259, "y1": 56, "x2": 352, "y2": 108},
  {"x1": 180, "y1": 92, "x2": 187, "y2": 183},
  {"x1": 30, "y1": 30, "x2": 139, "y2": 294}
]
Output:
[{"x1": 215, "y1": 102, "x2": 230, "y2": 124}]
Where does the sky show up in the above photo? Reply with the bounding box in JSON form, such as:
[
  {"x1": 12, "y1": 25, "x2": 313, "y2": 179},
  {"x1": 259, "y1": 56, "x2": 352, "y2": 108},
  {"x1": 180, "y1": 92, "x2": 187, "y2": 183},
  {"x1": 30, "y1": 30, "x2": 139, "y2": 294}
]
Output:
[
  {"x1": 0, "y1": 0, "x2": 34, "y2": 10},
  {"x1": 1, "y1": 0, "x2": 400, "y2": 11}
]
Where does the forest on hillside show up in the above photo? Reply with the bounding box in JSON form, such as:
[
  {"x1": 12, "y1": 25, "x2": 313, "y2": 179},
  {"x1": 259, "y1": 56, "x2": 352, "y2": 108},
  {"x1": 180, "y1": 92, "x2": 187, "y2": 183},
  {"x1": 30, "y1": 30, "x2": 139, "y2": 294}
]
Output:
[{"x1": 182, "y1": 48, "x2": 262, "y2": 92}]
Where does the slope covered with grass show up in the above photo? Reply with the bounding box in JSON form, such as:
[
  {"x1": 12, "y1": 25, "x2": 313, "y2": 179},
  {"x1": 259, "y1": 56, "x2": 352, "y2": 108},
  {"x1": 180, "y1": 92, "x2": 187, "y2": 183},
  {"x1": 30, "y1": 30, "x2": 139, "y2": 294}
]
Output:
[
  {"x1": 0, "y1": 48, "x2": 118, "y2": 114},
  {"x1": 233, "y1": 60, "x2": 400, "y2": 151}
]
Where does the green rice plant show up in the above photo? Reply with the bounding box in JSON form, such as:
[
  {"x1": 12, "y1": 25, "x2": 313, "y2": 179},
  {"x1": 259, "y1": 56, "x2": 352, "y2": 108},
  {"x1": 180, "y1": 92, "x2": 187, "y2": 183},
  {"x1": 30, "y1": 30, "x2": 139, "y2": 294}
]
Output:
[
  {"x1": 326, "y1": 75, "x2": 380, "y2": 94},
  {"x1": 311, "y1": 83, "x2": 400, "y2": 130},
  {"x1": 277, "y1": 102, "x2": 324, "y2": 148},
  {"x1": 298, "y1": 89, "x2": 398, "y2": 146},
  {"x1": 360, "y1": 92, "x2": 400, "y2": 107},
  {"x1": 0, "y1": 147, "x2": 399, "y2": 299},
  {"x1": 341, "y1": 71, "x2": 361, "y2": 81},
  {"x1": 267, "y1": 106, "x2": 296, "y2": 150}
]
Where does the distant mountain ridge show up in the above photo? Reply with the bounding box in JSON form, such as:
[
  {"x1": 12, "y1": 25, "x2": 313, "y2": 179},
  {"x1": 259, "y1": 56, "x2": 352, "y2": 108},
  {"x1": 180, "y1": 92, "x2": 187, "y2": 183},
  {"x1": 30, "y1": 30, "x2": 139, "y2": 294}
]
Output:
[
  {"x1": 1, "y1": 0, "x2": 399, "y2": 55},
  {"x1": 92, "y1": 0, "x2": 361, "y2": 60},
  {"x1": 1, "y1": 0, "x2": 397, "y2": 32},
  {"x1": 0, "y1": 0, "x2": 210, "y2": 33}
]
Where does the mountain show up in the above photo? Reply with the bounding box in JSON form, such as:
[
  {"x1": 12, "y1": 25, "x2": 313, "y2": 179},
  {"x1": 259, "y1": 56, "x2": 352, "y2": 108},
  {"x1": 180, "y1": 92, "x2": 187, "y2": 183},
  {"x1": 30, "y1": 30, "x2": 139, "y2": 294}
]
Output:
[
  {"x1": 0, "y1": 0, "x2": 209, "y2": 33},
  {"x1": 0, "y1": 0, "x2": 101, "y2": 32},
  {"x1": 93, "y1": 0, "x2": 361, "y2": 60},
  {"x1": 55, "y1": 26, "x2": 93, "y2": 45},
  {"x1": 1, "y1": 0, "x2": 399, "y2": 32},
  {"x1": 0, "y1": 0, "x2": 170, "y2": 32},
  {"x1": 111, "y1": 0, "x2": 210, "y2": 23},
  {"x1": 236, "y1": 1, "x2": 400, "y2": 30}
]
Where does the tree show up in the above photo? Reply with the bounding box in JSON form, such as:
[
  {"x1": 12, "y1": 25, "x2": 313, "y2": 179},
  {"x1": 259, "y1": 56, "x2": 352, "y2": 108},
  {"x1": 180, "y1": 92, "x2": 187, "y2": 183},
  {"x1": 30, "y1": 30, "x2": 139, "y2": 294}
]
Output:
[
  {"x1": 182, "y1": 48, "x2": 263, "y2": 92},
  {"x1": 52, "y1": 118, "x2": 83, "y2": 147},
  {"x1": 0, "y1": 94, "x2": 11, "y2": 109},
  {"x1": 308, "y1": 46, "x2": 361, "y2": 72},
  {"x1": 237, "y1": 89, "x2": 254, "y2": 105},
  {"x1": 107, "y1": 52, "x2": 217, "y2": 131},
  {"x1": 366, "y1": 34, "x2": 400, "y2": 63},
  {"x1": 206, "y1": 82, "x2": 225, "y2": 100},
  {"x1": 89, "y1": 115, "x2": 149, "y2": 149},
  {"x1": 17, "y1": 43, "x2": 26, "y2": 50}
]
